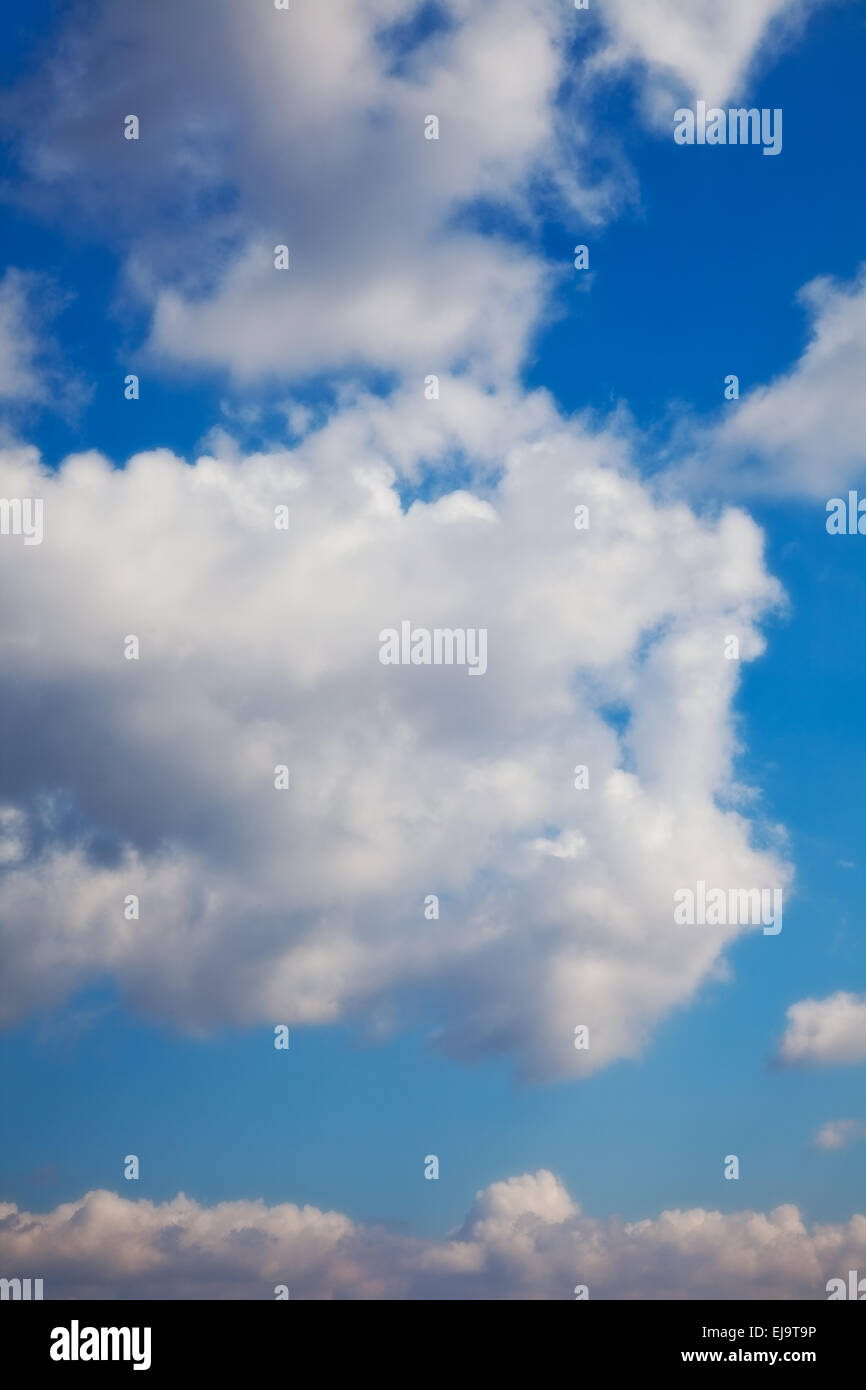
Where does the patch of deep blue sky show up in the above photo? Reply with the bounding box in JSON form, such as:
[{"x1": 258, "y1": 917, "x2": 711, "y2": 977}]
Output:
[{"x1": 0, "y1": 1, "x2": 864, "y2": 1230}]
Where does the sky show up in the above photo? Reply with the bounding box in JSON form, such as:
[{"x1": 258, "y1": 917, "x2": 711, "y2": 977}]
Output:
[{"x1": 0, "y1": 0, "x2": 865, "y2": 1300}]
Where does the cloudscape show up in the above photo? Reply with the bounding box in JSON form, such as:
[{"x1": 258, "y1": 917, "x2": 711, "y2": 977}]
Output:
[{"x1": 0, "y1": 0, "x2": 864, "y2": 1305}]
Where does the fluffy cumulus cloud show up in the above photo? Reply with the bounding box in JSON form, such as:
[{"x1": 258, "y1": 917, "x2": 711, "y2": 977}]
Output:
[
  {"x1": 778, "y1": 992, "x2": 866, "y2": 1066},
  {"x1": 0, "y1": 382, "x2": 787, "y2": 1079},
  {"x1": 4, "y1": 0, "x2": 615, "y2": 386},
  {"x1": 0, "y1": 0, "x2": 813, "y2": 1081},
  {"x1": 1, "y1": 1171, "x2": 863, "y2": 1299},
  {"x1": 591, "y1": 0, "x2": 823, "y2": 115},
  {"x1": 4, "y1": 0, "x2": 822, "y2": 385}
]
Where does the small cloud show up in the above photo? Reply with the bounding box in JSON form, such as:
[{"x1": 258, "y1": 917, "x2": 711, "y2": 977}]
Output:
[
  {"x1": 0, "y1": 268, "x2": 50, "y2": 404},
  {"x1": 777, "y1": 992, "x2": 866, "y2": 1067},
  {"x1": 814, "y1": 1120, "x2": 866, "y2": 1152},
  {"x1": 0, "y1": 267, "x2": 86, "y2": 419}
]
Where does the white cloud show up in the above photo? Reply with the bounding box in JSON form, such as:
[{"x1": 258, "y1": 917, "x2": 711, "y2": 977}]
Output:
[
  {"x1": 6, "y1": 0, "x2": 619, "y2": 387},
  {"x1": 1, "y1": 0, "x2": 831, "y2": 394},
  {"x1": 707, "y1": 268, "x2": 866, "y2": 498},
  {"x1": 0, "y1": 3, "x2": 811, "y2": 1082},
  {"x1": 2, "y1": 0, "x2": 827, "y2": 389},
  {"x1": 0, "y1": 384, "x2": 788, "y2": 1080},
  {"x1": 1, "y1": 1171, "x2": 863, "y2": 1299},
  {"x1": 814, "y1": 1119, "x2": 866, "y2": 1151},
  {"x1": 591, "y1": 0, "x2": 822, "y2": 115},
  {"x1": 778, "y1": 992, "x2": 866, "y2": 1066}
]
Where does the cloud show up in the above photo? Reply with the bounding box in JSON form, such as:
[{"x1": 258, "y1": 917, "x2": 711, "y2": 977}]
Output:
[
  {"x1": 0, "y1": 383, "x2": 788, "y2": 1080},
  {"x1": 3, "y1": 0, "x2": 621, "y2": 387},
  {"x1": 814, "y1": 1119, "x2": 866, "y2": 1151},
  {"x1": 591, "y1": 0, "x2": 823, "y2": 115},
  {"x1": 0, "y1": 1, "x2": 831, "y2": 392},
  {"x1": 665, "y1": 265, "x2": 866, "y2": 501},
  {"x1": 1, "y1": 1171, "x2": 863, "y2": 1299},
  {"x1": 0, "y1": 269, "x2": 55, "y2": 407},
  {"x1": 0, "y1": 1, "x2": 827, "y2": 391},
  {"x1": 778, "y1": 992, "x2": 866, "y2": 1066},
  {"x1": 706, "y1": 268, "x2": 866, "y2": 498},
  {"x1": 0, "y1": 268, "x2": 87, "y2": 422},
  {"x1": 0, "y1": 2, "x2": 804, "y2": 1082}
]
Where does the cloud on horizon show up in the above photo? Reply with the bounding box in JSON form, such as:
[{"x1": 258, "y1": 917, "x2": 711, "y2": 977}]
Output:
[{"x1": 1, "y1": 1169, "x2": 862, "y2": 1299}]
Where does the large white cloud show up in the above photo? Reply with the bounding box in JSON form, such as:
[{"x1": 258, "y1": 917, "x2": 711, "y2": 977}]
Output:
[
  {"x1": 778, "y1": 992, "x2": 866, "y2": 1066},
  {"x1": 0, "y1": 2, "x2": 810, "y2": 1082},
  {"x1": 1, "y1": 1171, "x2": 863, "y2": 1299},
  {"x1": 0, "y1": 382, "x2": 788, "y2": 1079}
]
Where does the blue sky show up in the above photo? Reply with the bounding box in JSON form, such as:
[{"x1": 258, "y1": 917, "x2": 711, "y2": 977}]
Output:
[{"x1": 0, "y1": 0, "x2": 865, "y2": 1299}]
